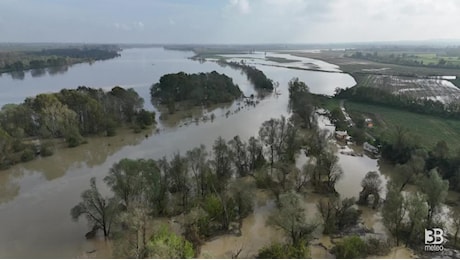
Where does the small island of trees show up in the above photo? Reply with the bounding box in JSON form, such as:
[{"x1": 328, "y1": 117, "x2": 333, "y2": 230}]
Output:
[
  {"x1": 150, "y1": 71, "x2": 242, "y2": 114},
  {"x1": 0, "y1": 86, "x2": 155, "y2": 169}
]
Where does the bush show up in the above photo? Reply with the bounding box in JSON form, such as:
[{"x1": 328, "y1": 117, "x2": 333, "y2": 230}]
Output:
[
  {"x1": 105, "y1": 118, "x2": 117, "y2": 136},
  {"x1": 21, "y1": 148, "x2": 35, "y2": 162},
  {"x1": 136, "y1": 109, "x2": 156, "y2": 128},
  {"x1": 366, "y1": 237, "x2": 391, "y2": 256},
  {"x1": 257, "y1": 243, "x2": 310, "y2": 259},
  {"x1": 332, "y1": 236, "x2": 367, "y2": 259},
  {"x1": 12, "y1": 139, "x2": 26, "y2": 153},
  {"x1": 40, "y1": 142, "x2": 54, "y2": 157},
  {"x1": 66, "y1": 132, "x2": 84, "y2": 148},
  {"x1": 133, "y1": 125, "x2": 142, "y2": 133}
]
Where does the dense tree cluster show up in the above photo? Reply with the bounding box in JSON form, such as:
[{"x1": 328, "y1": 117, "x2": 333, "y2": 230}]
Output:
[
  {"x1": 150, "y1": 71, "x2": 242, "y2": 113},
  {"x1": 0, "y1": 86, "x2": 154, "y2": 169},
  {"x1": 382, "y1": 170, "x2": 448, "y2": 248},
  {"x1": 225, "y1": 61, "x2": 274, "y2": 91}
]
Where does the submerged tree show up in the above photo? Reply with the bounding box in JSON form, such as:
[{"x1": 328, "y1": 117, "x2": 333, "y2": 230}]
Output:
[
  {"x1": 358, "y1": 171, "x2": 382, "y2": 209},
  {"x1": 70, "y1": 177, "x2": 119, "y2": 238},
  {"x1": 317, "y1": 196, "x2": 360, "y2": 235},
  {"x1": 382, "y1": 181, "x2": 406, "y2": 246},
  {"x1": 419, "y1": 169, "x2": 448, "y2": 225},
  {"x1": 311, "y1": 150, "x2": 343, "y2": 193},
  {"x1": 269, "y1": 192, "x2": 318, "y2": 246}
]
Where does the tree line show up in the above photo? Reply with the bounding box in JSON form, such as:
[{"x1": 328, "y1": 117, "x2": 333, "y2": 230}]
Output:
[
  {"x1": 150, "y1": 71, "x2": 243, "y2": 114},
  {"x1": 223, "y1": 61, "x2": 274, "y2": 91},
  {"x1": 0, "y1": 86, "x2": 155, "y2": 169},
  {"x1": 0, "y1": 46, "x2": 120, "y2": 74}
]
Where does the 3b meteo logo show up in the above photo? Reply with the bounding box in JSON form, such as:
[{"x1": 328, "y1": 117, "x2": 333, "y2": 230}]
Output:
[{"x1": 425, "y1": 228, "x2": 444, "y2": 252}]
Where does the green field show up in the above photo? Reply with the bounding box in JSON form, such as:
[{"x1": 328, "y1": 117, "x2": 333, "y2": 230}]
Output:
[
  {"x1": 344, "y1": 101, "x2": 460, "y2": 150},
  {"x1": 413, "y1": 53, "x2": 460, "y2": 66}
]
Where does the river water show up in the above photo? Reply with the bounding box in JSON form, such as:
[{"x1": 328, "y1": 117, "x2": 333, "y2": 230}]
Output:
[{"x1": 0, "y1": 47, "x2": 404, "y2": 258}]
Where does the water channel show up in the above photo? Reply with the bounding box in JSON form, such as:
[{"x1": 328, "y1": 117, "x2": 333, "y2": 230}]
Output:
[{"x1": 0, "y1": 47, "x2": 423, "y2": 258}]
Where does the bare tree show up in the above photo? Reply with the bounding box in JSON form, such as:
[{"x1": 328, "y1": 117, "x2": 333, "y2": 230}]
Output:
[
  {"x1": 71, "y1": 177, "x2": 119, "y2": 238},
  {"x1": 269, "y1": 192, "x2": 318, "y2": 245}
]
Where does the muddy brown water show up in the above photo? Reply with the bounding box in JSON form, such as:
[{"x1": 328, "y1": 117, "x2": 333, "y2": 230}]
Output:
[{"x1": 0, "y1": 48, "x2": 454, "y2": 258}]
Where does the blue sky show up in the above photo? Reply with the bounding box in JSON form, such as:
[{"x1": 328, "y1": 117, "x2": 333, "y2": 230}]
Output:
[{"x1": 0, "y1": 0, "x2": 459, "y2": 44}]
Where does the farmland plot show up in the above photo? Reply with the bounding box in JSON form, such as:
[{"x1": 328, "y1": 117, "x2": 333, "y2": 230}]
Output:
[{"x1": 362, "y1": 75, "x2": 460, "y2": 104}]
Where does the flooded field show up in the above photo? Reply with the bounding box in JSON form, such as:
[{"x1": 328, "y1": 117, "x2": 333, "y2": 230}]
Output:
[{"x1": 356, "y1": 74, "x2": 460, "y2": 104}]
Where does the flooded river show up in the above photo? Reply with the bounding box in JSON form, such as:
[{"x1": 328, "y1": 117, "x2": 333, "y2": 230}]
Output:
[{"x1": 0, "y1": 47, "x2": 412, "y2": 258}]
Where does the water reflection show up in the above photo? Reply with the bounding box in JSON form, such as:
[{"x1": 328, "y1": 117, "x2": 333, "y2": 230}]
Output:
[
  {"x1": 30, "y1": 129, "x2": 148, "y2": 180},
  {"x1": 30, "y1": 68, "x2": 47, "y2": 78},
  {"x1": 9, "y1": 70, "x2": 25, "y2": 80},
  {"x1": 48, "y1": 65, "x2": 69, "y2": 75},
  {"x1": 0, "y1": 171, "x2": 20, "y2": 205}
]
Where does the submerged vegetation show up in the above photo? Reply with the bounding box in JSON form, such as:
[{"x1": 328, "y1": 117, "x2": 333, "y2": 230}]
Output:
[
  {"x1": 224, "y1": 61, "x2": 274, "y2": 91},
  {"x1": 0, "y1": 86, "x2": 155, "y2": 169}
]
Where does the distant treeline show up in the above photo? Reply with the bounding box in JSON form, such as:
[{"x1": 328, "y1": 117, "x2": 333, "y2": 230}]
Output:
[
  {"x1": 150, "y1": 71, "x2": 242, "y2": 113},
  {"x1": 224, "y1": 61, "x2": 274, "y2": 91},
  {"x1": 35, "y1": 47, "x2": 120, "y2": 60},
  {"x1": 0, "y1": 86, "x2": 155, "y2": 169},
  {"x1": 0, "y1": 46, "x2": 120, "y2": 74}
]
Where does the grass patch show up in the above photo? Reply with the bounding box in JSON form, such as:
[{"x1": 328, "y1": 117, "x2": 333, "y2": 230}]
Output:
[
  {"x1": 315, "y1": 95, "x2": 340, "y2": 112},
  {"x1": 344, "y1": 101, "x2": 460, "y2": 150}
]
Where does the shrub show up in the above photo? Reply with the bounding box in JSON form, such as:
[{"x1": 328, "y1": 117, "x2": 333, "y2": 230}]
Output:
[
  {"x1": 257, "y1": 243, "x2": 310, "y2": 259},
  {"x1": 66, "y1": 134, "x2": 82, "y2": 147},
  {"x1": 136, "y1": 109, "x2": 156, "y2": 128},
  {"x1": 366, "y1": 237, "x2": 391, "y2": 256},
  {"x1": 40, "y1": 142, "x2": 54, "y2": 157},
  {"x1": 12, "y1": 139, "x2": 26, "y2": 153},
  {"x1": 332, "y1": 236, "x2": 368, "y2": 259},
  {"x1": 21, "y1": 148, "x2": 35, "y2": 162},
  {"x1": 105, "y1": 118, "x2": 117, "y2": 136},
  {"x1": 133, "y1": 125, "x2": 142, "y2": 133}
]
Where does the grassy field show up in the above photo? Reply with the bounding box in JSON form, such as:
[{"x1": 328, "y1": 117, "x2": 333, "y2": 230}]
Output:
[
  {"x1": 344, "y1": 101, "x2": 460, "y2": 150},
  {"x1": 412, "y1": 53, "x2": 460, "y2": 66}
]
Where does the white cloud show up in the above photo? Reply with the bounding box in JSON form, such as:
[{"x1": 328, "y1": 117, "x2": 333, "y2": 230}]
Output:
[
  {"x1": 228, "y1": 0, "x2": 251, "y2": 14},
  {"x1": 137, "y1": 21, "x2": 144, "y2": 30},
  {"x1": 114, "y1": 21, "x2": 145, "y2": 31}
]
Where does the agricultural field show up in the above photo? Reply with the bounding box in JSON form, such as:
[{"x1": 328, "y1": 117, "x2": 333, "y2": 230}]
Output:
[
  {"x1": 344, "y1": 101, "x2": 460, "y2": 150},
  {"x1": 357, "y1": 74, "x2": 460, "y2": 104},
  {"x1": 288, "y1": 50, "x2": 460, "y2": 77}
]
